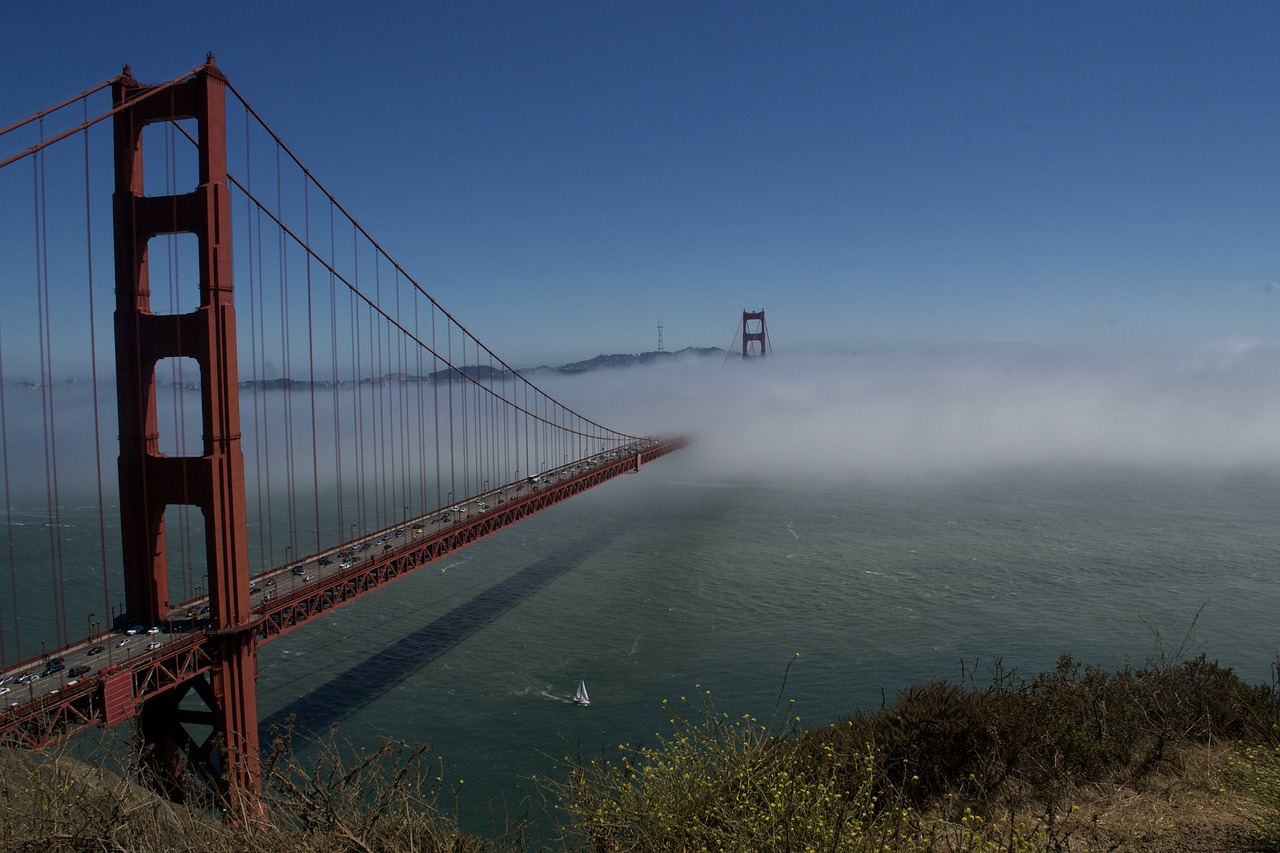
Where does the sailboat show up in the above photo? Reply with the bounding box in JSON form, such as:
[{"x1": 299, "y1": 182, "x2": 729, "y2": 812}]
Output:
[{"x1": 572, "y1": 678, "x2": 590, "y2": 706}]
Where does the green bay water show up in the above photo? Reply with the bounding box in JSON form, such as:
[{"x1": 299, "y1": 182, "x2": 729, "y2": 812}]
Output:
[{"x1": 250, "y1": 460, "x2": 1280, "y2": 832}]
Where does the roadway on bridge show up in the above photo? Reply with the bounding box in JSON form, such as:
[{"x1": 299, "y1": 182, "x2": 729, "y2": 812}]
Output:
[{"x1": 0, "y1": 442, "x2": 654, "y2": 710}]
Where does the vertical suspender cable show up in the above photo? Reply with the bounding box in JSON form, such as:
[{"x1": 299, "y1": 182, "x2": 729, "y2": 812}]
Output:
[
  {"x1": 432, "y1": 305, "x2": 442, "y2": 512},
  {"x1": 83, "y1": 97, "x2": 112, "y2": 631},
  {"x1": 304, "y1": 181, "x2": 321, "y2": 551},
  {"x1": 370, "y1": 257, "x2": 383, "y2": 526},
  {"x1": 279, "y1": 146, "x2": 296, "y2": 564},
  {"x1": 245, "y1": 97, "x2": 268, "y2": 570},
  {"x1": 330, "y1": 204, "x2": 343, "y2": 539},
  {"x1": 0, "y1": 324, "x2": 18, "y2": 661},
  {"x1": 353, "y1": 266, "x2": 366, "y2": 535},
  {"x1": 260, "y1": 146, "x2": 279, "y2": 566},
  {"x1": 35, "y1": 122, "x2": 69, "y2": 649}
]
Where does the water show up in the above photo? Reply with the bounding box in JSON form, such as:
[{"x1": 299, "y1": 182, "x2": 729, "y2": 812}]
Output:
[
  {"x1": 247, "y1": 457, "x2": 1280, "y2": 834},
  {"x1": 6, "y1": 453, "x2": 1278, "y2": 835}
]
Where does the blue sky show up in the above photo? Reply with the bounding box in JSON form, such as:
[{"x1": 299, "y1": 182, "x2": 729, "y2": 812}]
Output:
[{"x1": 4, "y1": 1, "x2": 1280, "y2": 365}]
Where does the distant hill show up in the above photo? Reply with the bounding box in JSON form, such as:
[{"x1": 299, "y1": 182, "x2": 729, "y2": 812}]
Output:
[
  {"x1": 554, "y1": 346, "x2": 726, "y2": 373},
  {"x1": 13, "y1": 346, "x2": 734, "y2": 391}
]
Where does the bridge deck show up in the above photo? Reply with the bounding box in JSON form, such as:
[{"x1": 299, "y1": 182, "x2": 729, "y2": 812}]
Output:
[{"x1": 0, "y1": 435, "x2": 687, "y2": 749}]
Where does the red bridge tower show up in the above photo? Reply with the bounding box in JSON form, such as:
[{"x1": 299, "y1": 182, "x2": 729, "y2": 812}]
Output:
[
  {"x1": 112, "y1": 58, "x2": 260, "y2": 803},
  {"x1": 742, "y1": 309, "x2": 769, "y2": 358}
]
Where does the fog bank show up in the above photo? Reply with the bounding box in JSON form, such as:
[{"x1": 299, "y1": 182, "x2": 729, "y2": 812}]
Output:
[{"x1": 540, "y1": 340, "x2": 1280, "y2": 482}]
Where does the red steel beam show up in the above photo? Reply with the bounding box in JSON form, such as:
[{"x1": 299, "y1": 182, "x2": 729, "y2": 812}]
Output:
[
  {"x1": 255, "y1": 437, "x2": 688, "y2": 641},
  {"x1": 0, "y1": 634, "x2": 214, "y2": 750},
  {"x1": 112, "y1": 57, "x2": 259, "y2": 802},
  {"x1": 0, "y1": 436, "x2": 689, "y2": 750}
]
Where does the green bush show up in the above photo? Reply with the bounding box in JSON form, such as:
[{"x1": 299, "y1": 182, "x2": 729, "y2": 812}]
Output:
[
  {"x1": 2, "y1": 651, "x2": 1275, "y2": 851},
  {"x1": 549, "y1": 686, "x2": 918, "y2": 852}
]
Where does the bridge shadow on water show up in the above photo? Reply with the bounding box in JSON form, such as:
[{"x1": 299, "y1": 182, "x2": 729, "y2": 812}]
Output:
[{"x1": 259, "y1": 537, "x2": 605, "y2": 740}]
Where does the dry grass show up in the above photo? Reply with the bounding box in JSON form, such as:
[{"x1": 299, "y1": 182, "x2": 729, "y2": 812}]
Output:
[
  {"x1": 2, "y1": 654, "x2": 1278, "y2": 851},
  {"x1": 932, "y1": 743, "x2": 1270, "y2": 853},
  {"x1": 0, "y1": 730, "x2": 507, "y2": 852}
]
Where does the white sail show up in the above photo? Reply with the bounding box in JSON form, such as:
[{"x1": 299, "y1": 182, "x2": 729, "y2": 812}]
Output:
[{"x1": 573, "y1": 678, "x2": 590, "y2": 706}]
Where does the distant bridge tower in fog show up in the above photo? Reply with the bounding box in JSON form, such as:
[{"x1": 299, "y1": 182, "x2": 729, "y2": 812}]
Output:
[{"x1": 742, "y1": 310, "x2": 769, "y2": 359}]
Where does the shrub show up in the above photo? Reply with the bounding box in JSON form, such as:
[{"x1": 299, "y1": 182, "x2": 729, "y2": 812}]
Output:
[{"x1": 549, "y1": 687, "x2": 917, "y2": 852}]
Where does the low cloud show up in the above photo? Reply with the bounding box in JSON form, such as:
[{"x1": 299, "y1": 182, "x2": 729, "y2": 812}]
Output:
[{"x1": 541, "y1": 340, "x2": 1280, "y2": 482}]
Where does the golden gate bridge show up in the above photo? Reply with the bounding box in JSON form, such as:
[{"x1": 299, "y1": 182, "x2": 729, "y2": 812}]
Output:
[{"x1": 0, "y1": 57, "x2": 686, "y2": 805}]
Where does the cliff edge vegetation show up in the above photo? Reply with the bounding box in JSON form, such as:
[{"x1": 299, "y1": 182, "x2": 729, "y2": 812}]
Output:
[{"x1": 1, "y1": 651, "x2": 1278, "y2": 852}]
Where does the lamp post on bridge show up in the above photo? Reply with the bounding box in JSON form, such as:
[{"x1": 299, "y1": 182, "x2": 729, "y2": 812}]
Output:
[
  {"x1": 284, "y1": 545, "x2": 292, "y2": 570},
  {"x1": 350, "y1": 524, "x2": 357, "y2": 542}
]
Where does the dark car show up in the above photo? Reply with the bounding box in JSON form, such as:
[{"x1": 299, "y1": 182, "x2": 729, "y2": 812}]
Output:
[
  {"x1": 87, "y1": 645, "x2": 105, "y2": 656},
  {"x1": 68, "y1": 665, "x2": 90, "y2": 678}
]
